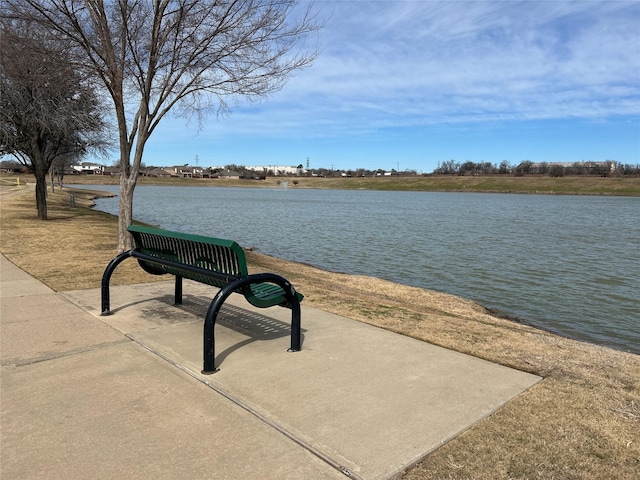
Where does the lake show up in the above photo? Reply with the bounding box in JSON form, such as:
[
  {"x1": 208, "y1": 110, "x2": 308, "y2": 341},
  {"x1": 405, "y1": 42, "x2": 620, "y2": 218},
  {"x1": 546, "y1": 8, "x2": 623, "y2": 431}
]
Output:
[{"x1": 83, "y1": 184, "x2": 640, "y2": 354}]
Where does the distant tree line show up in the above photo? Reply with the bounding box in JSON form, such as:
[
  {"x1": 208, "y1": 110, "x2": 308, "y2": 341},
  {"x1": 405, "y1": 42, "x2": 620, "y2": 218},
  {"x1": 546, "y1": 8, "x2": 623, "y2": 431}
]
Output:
[{"x1": 433, "y1": 160, "x2": 640, "y2": 177}]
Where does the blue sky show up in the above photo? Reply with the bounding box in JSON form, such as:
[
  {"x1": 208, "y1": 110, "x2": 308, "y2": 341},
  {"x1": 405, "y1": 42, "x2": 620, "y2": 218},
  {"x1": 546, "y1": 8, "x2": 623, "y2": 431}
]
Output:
[{"x1": 134, "y1": 0, "x2": 640, "y2": 173}]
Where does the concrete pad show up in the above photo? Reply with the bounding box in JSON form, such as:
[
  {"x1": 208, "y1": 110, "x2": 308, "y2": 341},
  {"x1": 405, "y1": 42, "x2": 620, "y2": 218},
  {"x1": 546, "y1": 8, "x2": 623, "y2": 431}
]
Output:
[
  {"x1": 0, "y1": 258, "x2": 124, "y2": 366},
  {"x1": 62, "y1": 281, "x2": 541, "y2": 480},
  {"x1": 1, "y1": 293, "x2": 125, "y2": 366},
  {"x1": 1, "y1": 342, "x2": 345, "y2": 480},
  {"x1": 1, "y1": 255, "x2": 343, "y2": 479},
  {"x1": 0, "y1": 256, "x2": 53, "y2": 296}
]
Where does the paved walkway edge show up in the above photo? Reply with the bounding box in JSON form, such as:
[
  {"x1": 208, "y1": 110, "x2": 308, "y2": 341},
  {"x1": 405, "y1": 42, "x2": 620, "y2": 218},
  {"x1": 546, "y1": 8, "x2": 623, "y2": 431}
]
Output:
[{"x1": 2, "y1": 254, "x2": 541, "y2": 480}]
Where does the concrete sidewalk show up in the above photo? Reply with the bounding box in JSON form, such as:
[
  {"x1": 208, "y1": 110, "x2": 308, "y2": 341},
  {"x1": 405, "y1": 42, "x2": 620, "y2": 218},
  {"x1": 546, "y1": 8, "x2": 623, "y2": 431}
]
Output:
[{"x1": 1, "y1": 254, "x2": 540, "y2": 479}]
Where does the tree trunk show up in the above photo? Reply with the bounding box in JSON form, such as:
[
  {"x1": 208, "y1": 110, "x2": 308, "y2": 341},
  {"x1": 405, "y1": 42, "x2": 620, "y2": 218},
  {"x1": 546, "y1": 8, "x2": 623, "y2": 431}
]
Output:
[
  {"x1": 116, "y1": 120, "x2": 147, "y2": 252},
  {"x1": 34, "y1": 165, "x2": 48, "y2": 220},
  {"x1": 117, "y1": 172, "x2": 137, "y2": 252}
]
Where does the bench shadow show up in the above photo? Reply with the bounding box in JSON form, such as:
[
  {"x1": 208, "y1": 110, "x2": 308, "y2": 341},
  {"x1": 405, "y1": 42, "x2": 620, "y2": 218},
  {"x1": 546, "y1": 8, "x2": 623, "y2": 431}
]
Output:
[
  {"x1": 109, "y1": 295, "x2": 199, "y2": 325},
  {"x1": 177, "y1": 295, "x2": 307, "y2": 368}
]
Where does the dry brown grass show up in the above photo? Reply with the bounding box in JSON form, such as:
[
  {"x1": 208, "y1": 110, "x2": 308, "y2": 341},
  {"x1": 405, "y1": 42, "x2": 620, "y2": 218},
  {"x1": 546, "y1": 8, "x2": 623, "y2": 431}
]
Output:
[
  {"x1": 1, "y1": 185, "x2": 639, "y2": 479},
  {"x1": 0, "y1": 185, "x2": 162, "y2": 290}
]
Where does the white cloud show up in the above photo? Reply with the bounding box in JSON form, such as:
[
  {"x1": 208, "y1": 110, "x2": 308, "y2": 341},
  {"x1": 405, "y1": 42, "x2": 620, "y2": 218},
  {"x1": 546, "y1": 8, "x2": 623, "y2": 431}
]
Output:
[
  {"x1": 135, "y1": 1, "x2": 639, "y2": 169},
  {"x1": 210, "y1": 0, "x2": 637, "y2": 138},
  {"x1": 89, "y1": 0, "x2": 640, "y2": 171}
]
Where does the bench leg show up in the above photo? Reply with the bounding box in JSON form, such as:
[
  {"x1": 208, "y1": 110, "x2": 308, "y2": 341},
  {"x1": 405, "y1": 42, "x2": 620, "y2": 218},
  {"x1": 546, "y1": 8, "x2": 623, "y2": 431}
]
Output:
[
  {"x1": 202, "y1": 275, "x2": 302, "y2": 374},
  {"x1": 175, "y1": 275, "x2": 183, "y2": 305},
  {"x1": 202, "y1": 287, "x2": 233, "y2": 374},
  {"x1": 287, "y1": 299, "x2": 302, "y2": 352},
  {"x1": 101, "y1": 251, "x2": 132, "y2": 315}
]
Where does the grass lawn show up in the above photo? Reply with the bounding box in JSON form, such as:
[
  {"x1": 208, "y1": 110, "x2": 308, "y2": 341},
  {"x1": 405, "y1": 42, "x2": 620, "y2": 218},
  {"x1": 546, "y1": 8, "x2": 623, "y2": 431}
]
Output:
[{"x1": 1, "y1": 183, "x2": 639, "y2": 479}]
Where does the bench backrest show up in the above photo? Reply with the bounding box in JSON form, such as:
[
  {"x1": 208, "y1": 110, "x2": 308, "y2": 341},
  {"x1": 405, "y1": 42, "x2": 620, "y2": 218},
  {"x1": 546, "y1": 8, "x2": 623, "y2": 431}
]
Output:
[{"x1": 128, "y1": 225, "x2": 248, "y2": 289}]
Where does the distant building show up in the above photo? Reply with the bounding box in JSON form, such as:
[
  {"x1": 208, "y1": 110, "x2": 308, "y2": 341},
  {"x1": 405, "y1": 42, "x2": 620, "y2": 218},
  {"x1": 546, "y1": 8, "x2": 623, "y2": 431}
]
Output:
[
  {"x1": 245, "y1": 165, "x2": 306, "y2": 176},
  {"x1": 143, "y1": 167, "x2": 171, "y2": 178},
  {"x1": 72, "y1": 162, "x2": 104, "y2": 174},
  {"x1": 164, "y1": 166, "x2": 194, "y2": 177},
  {"x1": 215, "y1": 170, "x2": 241, "y2": 179},
  {"x1": 103, "y1": 166, "x2": 120, "y2": 176},
  {"x1": 0, "y1": 160, "x2": 28, "y2": 174}
]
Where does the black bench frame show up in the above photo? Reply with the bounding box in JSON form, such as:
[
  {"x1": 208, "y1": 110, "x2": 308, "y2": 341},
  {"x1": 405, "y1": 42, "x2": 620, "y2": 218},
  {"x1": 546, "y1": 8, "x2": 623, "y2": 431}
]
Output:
[{"x1": 101, "y1": 225, "x2": 302, "y2": 374}]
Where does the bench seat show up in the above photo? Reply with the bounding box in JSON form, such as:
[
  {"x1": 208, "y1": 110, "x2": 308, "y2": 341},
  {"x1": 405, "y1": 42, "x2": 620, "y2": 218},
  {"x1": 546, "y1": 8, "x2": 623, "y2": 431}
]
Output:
[{"x1": 101, "y1": 225, "x2": 302, "y2": 373}]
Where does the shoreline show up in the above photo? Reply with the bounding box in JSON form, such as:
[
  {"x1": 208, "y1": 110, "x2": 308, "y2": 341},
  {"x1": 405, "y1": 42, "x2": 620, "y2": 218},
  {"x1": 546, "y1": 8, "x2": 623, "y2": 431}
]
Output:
[
  {"x1": 78, "y1": 184, "x2": 639, "y2": 356},
  {"x1": 7, "y1": 183, "x2": 633, "y2": 358},
  {"x1": 35, "y1": 172, "x2": 640, "y2": 196},
  {"x1": 77, "y1": 187, "x2": 596, "y2": 352},
  {"x1": 2, "y1": 183, "x2": 639, "y2": 479}
]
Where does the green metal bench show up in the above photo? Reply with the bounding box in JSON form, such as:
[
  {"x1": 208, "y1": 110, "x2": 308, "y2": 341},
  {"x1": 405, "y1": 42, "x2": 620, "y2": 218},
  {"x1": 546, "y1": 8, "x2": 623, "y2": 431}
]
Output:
[{"x1": 101, "y1": 225, "x2": 303, "y2": 374}]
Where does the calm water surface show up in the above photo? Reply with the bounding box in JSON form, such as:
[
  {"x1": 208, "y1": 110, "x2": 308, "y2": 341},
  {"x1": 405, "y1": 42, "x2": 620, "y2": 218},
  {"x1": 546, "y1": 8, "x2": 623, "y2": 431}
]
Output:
[{"x1": 85, "y1": 185, "x2": 640, "y2": 354}]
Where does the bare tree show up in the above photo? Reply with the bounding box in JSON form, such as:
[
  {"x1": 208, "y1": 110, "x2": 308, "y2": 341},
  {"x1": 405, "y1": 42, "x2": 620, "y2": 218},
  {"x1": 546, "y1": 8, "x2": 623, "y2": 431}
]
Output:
[
  {"x1": 10, "y1": 0, "x2": 319, "y2": 251},
  {"x1": 0, "y1": 17, "x2": 108, "y2": 219},
  {"x1": 50, "y1": 152, "x2": 78, "y2": 192}
]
